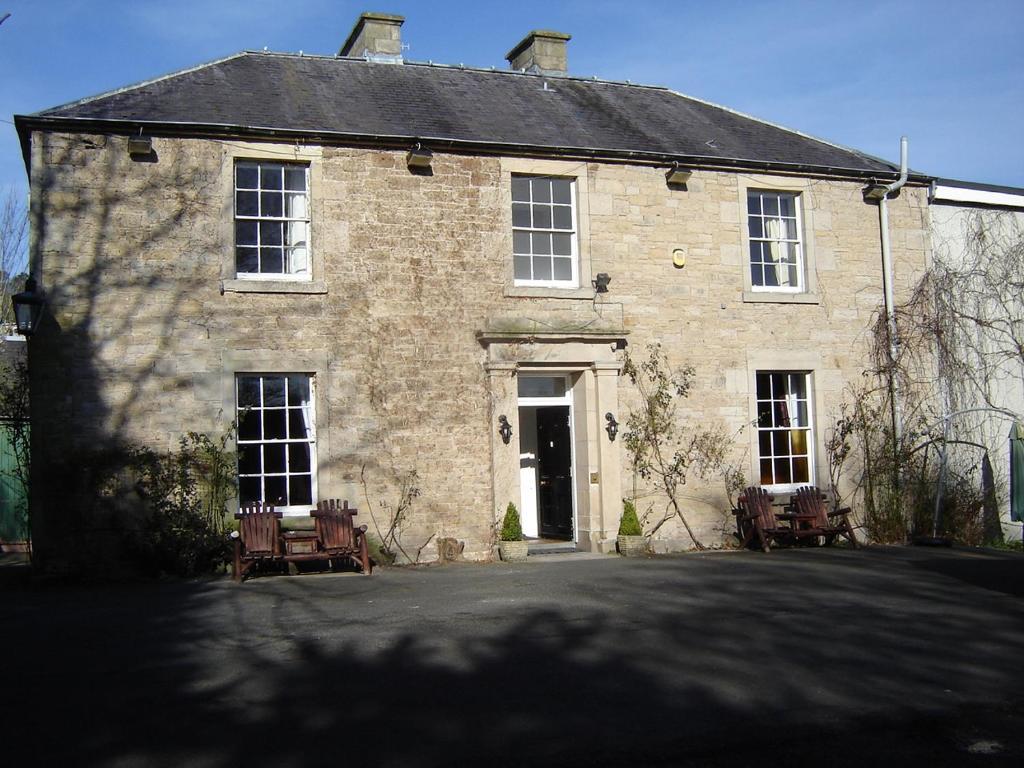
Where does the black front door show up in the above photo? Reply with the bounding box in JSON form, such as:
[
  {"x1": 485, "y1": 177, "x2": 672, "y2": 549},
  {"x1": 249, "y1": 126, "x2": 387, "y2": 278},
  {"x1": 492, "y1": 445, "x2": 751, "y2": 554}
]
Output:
[{"x1": 536, "y1": 406, "x2": 573, "y2": 539}]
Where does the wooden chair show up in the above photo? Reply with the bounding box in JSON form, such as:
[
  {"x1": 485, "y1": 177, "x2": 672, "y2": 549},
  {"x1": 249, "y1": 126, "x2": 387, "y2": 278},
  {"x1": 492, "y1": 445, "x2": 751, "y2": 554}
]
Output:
[
  {"x1": 312, "y1": 499, "x2": 372, "y2": 575},
  {"x1": 789, "y1": 486, "x2": 859, "y2": 548},
  {"x1": 735, "y1": 486, "x2": 791, "y2": 552},
  {"x1": 233, "y1": 502, "x2": 283, "y2": 582}
]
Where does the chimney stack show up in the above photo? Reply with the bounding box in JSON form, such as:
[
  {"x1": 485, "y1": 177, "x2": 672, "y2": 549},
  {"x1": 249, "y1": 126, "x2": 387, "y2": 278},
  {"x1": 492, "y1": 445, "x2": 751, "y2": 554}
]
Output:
[
  {"x1": 505, "y1": 30, "x2": 571, "y2": 76},
  {"x1": 339, "y1": 12, "x2": 405, "y2": 63}
]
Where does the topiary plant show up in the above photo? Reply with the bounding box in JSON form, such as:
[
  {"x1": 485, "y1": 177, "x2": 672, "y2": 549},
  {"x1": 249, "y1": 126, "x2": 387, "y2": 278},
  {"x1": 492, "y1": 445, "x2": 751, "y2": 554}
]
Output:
[
  {"x1": 618, "y1": 499, "x2": 643, "y2": 536},
  {"x1": 500, "y1": 502, "x2": 524, "y2": 541}
]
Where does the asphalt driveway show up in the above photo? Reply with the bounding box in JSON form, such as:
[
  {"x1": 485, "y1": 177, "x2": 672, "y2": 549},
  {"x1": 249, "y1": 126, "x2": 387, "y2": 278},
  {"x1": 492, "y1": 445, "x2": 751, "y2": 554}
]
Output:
[{"x1": 3, "y1": 546, "x2": 1024, "y2": 767}]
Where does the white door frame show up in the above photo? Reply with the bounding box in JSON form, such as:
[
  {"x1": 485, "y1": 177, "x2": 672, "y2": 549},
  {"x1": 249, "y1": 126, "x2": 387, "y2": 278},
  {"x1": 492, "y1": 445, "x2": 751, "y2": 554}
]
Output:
[{"x1": 517, "y1": 373, "x2": 577, "y2": 541}]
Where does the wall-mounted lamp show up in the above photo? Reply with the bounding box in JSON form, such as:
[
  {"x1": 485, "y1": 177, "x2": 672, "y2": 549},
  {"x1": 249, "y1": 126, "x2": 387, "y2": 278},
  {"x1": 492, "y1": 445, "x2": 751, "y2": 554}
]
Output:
[
  {"x1": 127, "y1": 134, "x2": 153, "y2": 157},
  {"x1": 11, "y1": 276, "x2": 45, "y2": 336},
  {"x1": 605, "y1": 412, "x2": 619, "y2": 442},
  {"x1": 592, "y1": 272, "x2": 611, "y2": 293},
  {"x1": 498, "y1": 414, "x2": 513, "y2": 444},
  {"x1": 665, "y1": 163, "x2": 692, "y2": 185},
  {"x1": 407, "y1": 143, "x2": 433, "y2": 170}
]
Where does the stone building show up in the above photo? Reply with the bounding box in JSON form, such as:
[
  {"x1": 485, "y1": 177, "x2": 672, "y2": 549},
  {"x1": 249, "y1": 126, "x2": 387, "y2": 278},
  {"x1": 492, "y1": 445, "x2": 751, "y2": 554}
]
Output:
[{"x1": 15, "y1": 13, "x2": 932, "y2": 564}]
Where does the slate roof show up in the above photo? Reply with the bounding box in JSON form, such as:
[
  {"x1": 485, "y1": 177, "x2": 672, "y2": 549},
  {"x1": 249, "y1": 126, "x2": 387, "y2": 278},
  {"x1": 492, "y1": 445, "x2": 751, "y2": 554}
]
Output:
[{"x1": 20, "y1": 51, "x2": 902, "y2": 178}]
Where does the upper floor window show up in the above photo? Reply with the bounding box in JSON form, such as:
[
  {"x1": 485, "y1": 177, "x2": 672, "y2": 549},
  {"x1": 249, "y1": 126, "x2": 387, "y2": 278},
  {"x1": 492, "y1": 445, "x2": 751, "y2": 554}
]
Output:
[
  {"x1": 512, "y1": 175, "x2": 578, "y2": 288},
  {"x1": 755, "y1": 371, "x2": 813, "y2": 489},
  {"x1": 235, "y1": 162, "x2": 310, "y2": 280},
  {"x1": 747, "y1": 190, "x2": 803, "y2": 292}
]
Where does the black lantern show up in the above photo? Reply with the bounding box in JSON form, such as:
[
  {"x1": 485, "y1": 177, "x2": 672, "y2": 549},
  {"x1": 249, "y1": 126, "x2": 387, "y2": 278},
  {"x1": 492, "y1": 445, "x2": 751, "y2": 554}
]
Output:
[
  {"x1": 11, "y1": 276, "x2": 45, "y2": 336},
  {"x1": 498, "y1": 414, "x2": 513, "y2": 445},
  {"x1": 605, "y1": 412, "x2": 619, "y2": 441}
]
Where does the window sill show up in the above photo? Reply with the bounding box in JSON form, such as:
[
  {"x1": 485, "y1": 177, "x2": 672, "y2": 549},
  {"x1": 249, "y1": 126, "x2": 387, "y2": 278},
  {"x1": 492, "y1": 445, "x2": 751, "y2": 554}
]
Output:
[
  {"x1": 742, "y1": 291, "x2": 819, "y2": 305},
  {"x1": 222, "y1": 279, "x2": 327, "y2": 295},
  {"x1": 505, "y1": 285, "x2": 595, "y2": 300}
]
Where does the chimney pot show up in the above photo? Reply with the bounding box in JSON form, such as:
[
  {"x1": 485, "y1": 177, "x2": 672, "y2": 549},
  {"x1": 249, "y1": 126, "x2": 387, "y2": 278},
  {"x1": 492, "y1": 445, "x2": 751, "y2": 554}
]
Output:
[
  {"x1": 339, "y1": 12, "x2": 405, "y2": 63},
  {"x1": 505, "y1": 30, "x2": 571, "y2": 76}
]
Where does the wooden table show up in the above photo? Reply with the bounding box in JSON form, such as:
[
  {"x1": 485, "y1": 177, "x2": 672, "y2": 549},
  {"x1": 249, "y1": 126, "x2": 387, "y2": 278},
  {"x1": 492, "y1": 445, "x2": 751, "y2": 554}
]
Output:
[{"x1": 282, "y1": 531, "x2": 320, "y2": 557}]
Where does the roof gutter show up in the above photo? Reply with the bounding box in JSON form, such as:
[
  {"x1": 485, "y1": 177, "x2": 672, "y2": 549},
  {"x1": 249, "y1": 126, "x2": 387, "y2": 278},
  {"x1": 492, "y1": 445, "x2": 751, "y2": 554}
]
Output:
[{"x1": 14, "y1": 115, "x2": 930, "y2": 185}]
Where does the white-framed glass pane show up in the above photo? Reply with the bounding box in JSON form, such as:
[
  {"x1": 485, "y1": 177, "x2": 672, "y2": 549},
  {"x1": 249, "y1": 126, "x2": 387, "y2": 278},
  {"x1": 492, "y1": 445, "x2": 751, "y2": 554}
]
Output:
[
  {"x1": 552, "y1": 179, "x2": 572, "y2": 204},
  {"x1": 260, "y1": 166, "x2": 282, "y2": 190},
  {"x1": 755, "y1": 371, "x2": 813, "y2": 487},
  {"x1": 747, "y1": 190, "x2": 802, "y2": 292},
  {"x1": 511, "y1": 173, "x2": 578, "y2": 287},
  {"x1": 534, "y1": 257, "x2": 552, "y2": 281},
  {"x1": 512, "y1": 203, "x2": 531, "y2": 228},
  {"x1": 236, "y1": 191, "x2": 258, "y2": 216},
  {"x1": 260, "y1": 247, "x2": 283, "y2": 273},
  {"x1": 552, "y1": 205, "x2": 572, "y2": 230},
  {"x1": 284, "y1": 167, "x2": 306, "y2": 191},
  {"x1": 511, "y1": 176, "x2": 531, "y2": 202},
  {"x1": 287, "y1": 247, "x2": 308, "y2": 275},
  {"x1": 236, "y1": 165, "x2": 258, "y2": 189},
  {"x1": 236, "y1": 373, "x2": 317, "y2": 512},
  {"x1": 552, "y1": 233, "x2": 572, "y2": 255},
  {"x1": 518, "y1": 377, "x2": 567, "y2": 398},
  {"x1": 285, "y1": 192, "x2": 307, "y2": 219},
  {"x1": 235, "y1": 161, "x2": 311, "y2": 278}
]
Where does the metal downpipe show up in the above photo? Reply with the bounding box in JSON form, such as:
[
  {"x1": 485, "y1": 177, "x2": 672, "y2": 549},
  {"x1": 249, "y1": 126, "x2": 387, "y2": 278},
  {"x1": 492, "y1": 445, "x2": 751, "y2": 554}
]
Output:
[{"x1": 879, "y1": 137, "x2": 909, "y2": 464}]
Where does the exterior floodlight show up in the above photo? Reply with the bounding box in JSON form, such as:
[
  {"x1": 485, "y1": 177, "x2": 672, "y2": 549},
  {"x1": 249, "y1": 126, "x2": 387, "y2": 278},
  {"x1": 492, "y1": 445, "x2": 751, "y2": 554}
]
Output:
[
  {"x1": 593, "y1": 272, "x2": 611, "y2": 293},
  {"x1": 11, "y1": 276, "x2": 45, "y2": 336},
  {"x1": 407, "y1": 143, "x2": 433, "y2": 170},
  {"x1": 128, "y1": 135, "x2": 153, "y2": 156},
  {"x1": 862, "y1": 183, "x2": 888, "y2": 202},
  {"x1": 665, "y1": 163, "x2": 692, "y2": 185}
]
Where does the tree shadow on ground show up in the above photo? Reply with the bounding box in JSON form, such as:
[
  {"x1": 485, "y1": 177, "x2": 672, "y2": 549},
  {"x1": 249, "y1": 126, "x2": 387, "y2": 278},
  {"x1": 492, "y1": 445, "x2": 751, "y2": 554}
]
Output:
[{"x1": 1, "y1": 548, "x2": 1023, "y2": 766}]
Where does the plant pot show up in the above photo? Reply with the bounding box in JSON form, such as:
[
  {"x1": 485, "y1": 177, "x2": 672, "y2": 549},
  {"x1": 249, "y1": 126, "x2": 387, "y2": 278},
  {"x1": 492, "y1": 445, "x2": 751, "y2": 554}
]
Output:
[
  {"x1": 498, "y1": 540, "x2": 529, "y2": 562},
  {"x1": 616, "y1": 534, "x2": 647, "y2": 557}
]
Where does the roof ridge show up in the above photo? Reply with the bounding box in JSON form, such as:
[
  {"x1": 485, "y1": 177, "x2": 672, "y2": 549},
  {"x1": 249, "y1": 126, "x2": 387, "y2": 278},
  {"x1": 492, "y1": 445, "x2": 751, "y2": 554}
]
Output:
[
  {"x1": 33, "y1": 51, "x2": 250, "y2": 117},
  {"x1": 240, "y1": 49, "x2": 671, "y2": 91},
  {"x1": 663, "y1": 87, "x2": 899, "y2": 174}
]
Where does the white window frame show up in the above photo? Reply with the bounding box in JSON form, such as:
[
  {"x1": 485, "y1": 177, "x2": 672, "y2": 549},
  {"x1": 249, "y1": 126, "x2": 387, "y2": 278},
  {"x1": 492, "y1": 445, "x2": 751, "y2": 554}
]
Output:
[
  {"x1": 754, "y1": 370, "x2": 815, "y2": 493},
  {"x1": 235, "y1": 373, "x2": 318, "y2": 514},
  {"x1": 747, "y1": 190, "x2": 804, "y2": 293},
  {"x1": 511, "y1": 174, "x2": 579, "y2": 289},
  {"x1": 234, "y1": 160, "x2": 312, "y2": 282}
]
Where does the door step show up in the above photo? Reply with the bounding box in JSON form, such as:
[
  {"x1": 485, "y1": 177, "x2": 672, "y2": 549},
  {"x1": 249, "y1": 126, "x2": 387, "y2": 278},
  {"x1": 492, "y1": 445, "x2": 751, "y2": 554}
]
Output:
[{"x1": 528, "y1": 542, "x2": 576, "y2": 555}]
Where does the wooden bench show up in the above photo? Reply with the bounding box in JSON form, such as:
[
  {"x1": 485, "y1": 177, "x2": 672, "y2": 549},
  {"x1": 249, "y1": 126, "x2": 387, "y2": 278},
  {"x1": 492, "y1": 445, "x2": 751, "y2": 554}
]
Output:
[
  {"x1": 280, "y1": 499, "x2": 372, "y2": 575},
  {"x1": 233, "y1": 502, "x2": 283, "y2": 582},
  {"x1": 736, "y1": 485, "x2": 856, "y2": 553},
  {"x1": 734, "y1": 486, "x2": 794, "y2": 552},
  {"x1": 786, "y1": 486, "x2": 859, "y2": 548},
  {"x1": 233, "y1": 499, "x2": 373, "y2": 580}
]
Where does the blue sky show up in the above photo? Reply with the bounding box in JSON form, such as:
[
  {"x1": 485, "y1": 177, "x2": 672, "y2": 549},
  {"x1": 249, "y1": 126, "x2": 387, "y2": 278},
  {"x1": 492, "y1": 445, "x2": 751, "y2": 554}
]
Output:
[{"x1": 2, "y1": 0, "x2": 1023, "y2": 201}]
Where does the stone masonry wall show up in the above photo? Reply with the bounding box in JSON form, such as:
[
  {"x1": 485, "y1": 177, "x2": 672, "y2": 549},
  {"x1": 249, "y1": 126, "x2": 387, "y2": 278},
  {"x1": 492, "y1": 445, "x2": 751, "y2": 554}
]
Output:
[{"x1": 28, "y1": 130, "x2": 931, "y2": 560}]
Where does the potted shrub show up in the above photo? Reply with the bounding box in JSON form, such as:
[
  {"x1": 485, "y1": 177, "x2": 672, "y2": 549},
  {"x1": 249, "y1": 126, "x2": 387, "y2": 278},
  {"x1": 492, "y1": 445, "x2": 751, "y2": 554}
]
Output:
[
  {"x1": 498, "y1": 502, "x2": 529, "y2": 562},
  {"x1": 617, "y1": 499, "x2": 646, "y2": 556}
]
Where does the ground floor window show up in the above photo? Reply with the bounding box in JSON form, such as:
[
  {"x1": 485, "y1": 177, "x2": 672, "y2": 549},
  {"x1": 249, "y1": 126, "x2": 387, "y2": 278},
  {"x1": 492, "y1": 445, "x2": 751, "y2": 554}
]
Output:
[
  {"x1": 756, "y1": 370, "x2": 813, "y2": 488},
  {"x1": 236, "y1": 373, "x2": 316, "y2": 511}
]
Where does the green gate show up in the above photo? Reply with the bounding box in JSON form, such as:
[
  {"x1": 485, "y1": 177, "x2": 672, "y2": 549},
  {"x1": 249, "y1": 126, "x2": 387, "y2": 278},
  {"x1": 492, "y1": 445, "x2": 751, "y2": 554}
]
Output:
[{"x1": 0, "y1": 421, "x2": 28, "y2": 543}]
